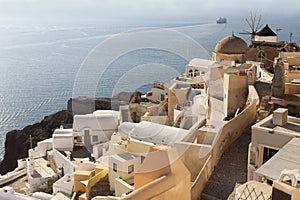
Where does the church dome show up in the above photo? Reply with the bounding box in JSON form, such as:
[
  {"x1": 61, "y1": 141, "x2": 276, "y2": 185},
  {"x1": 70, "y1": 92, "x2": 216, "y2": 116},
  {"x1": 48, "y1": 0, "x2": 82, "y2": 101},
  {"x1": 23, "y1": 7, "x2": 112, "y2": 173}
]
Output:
[{"x1": 214, "y1": 35, "x2": 248, "y2": 54}]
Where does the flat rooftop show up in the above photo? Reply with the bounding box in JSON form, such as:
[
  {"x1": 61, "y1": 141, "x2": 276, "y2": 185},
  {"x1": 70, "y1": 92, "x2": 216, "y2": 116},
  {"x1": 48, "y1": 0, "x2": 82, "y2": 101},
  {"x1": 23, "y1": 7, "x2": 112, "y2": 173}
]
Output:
[
  {"x1": 264, "y1": 121, "x2": 300, "y2": 135},
  {"x1": 255, "y1": 114, "x2": 300, "y2": 137},
  {"x1": 32, "y1": 157, "x2": 56, "y2": 178},
  {"x1": 256, "y1": 137, "x2": 300, "y2": 181}
]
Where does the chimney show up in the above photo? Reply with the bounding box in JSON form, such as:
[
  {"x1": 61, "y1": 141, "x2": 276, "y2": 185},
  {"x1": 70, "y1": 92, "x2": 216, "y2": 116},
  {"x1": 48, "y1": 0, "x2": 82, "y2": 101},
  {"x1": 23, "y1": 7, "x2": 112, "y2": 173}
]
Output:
[{"x1": 273, "y1": 108, "x2": 288, "y2": 126}]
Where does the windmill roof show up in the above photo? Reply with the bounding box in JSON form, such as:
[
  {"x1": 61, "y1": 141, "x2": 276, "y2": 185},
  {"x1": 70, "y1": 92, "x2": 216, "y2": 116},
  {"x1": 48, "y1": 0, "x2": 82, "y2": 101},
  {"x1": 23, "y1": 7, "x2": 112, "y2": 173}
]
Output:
[{"x1": 256, "y1": 24, "x2": 277, "y2": 36}]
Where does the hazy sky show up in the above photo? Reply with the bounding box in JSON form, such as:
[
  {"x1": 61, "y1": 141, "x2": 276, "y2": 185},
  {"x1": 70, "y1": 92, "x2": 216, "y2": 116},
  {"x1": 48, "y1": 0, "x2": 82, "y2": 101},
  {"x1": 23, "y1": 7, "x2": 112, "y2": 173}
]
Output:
[{"x1": 0, "y1": 0, "x2": 299, "y2": 23}]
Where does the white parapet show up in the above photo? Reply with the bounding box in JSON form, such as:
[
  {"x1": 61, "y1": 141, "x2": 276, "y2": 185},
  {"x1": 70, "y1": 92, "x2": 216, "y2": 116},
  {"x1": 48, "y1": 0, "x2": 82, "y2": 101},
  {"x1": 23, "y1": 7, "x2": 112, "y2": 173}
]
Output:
[
  {"x1": 53, "y1": 174, "x2": 74, "y2": 197},
  {"x1": 0, "y1": 186, "x2": 38, "y2": 200}
]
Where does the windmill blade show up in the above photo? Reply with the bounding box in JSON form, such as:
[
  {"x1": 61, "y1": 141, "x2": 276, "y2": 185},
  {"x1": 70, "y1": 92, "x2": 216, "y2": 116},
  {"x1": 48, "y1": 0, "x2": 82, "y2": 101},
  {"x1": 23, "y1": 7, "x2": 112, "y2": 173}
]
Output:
[
  {"x1": 240, "y1": 30, "x2": 252, "y2": 35},
  {"x1": 246, "y1": 18, "x2": 252, "y2": 30},
  {"x1": 276, "y1": 28, "x2": 282, "y2": 32},
  {"x1": 257, "y1": 24, "x2": 263, "y2": 31},
  {"x1": 245, "y1": 36, "x2": 251, "y2": 43},
  {"x1": 242, "y1": 12, "x2": 263, "y2": 39},
  {"x1": 253, "y1": 12, "x2": 256, "y2": 31},
  {"x1": 255, "y1": 15, "x2": 262, "y2": 33},
  {"x1": 243, "y1": 30, "x2": 251, "y2": 33}
]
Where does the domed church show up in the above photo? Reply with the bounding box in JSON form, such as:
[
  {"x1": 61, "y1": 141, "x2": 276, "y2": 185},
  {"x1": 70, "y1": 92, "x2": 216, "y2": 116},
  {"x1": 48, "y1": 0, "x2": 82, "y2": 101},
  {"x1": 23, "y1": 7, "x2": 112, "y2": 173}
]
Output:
[{"x1": 212, "y1": 33, "x2": 248, "y2": 63}]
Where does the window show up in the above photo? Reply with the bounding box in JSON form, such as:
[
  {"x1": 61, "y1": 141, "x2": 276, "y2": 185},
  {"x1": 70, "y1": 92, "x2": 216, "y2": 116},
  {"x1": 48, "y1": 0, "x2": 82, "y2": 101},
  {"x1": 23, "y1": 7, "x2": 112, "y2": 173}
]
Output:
[
  {"x1": 128, "y1": 164, "x2": 134, "y2": 174},
  {"x1": 113, "y1": 163, "x2": 117, "y2": 172},
  {"x1": 84, "y1": 129, "x2": 89, "y2": 135},
  {"x1": 272, "y1": 188, "x2": 291, "y2": 200},
  {"x1": 188, "y1": 69, "x2": 193, "y2": 77},
  {"x1": 194, "y1": 69, "x2": 200, "y2": 77},
  {"x1": 263, "y1": 147, "x2": 278, "y2": 164},
  {"x1": 258, "y1": 51, "x2": 265, "y2": 60},
  {"x1": 92, "y1": 135, "x2": 98, "y2": 143},
  {"x1": 249, "y1": 151, "x2": 256, "y2": 166}
]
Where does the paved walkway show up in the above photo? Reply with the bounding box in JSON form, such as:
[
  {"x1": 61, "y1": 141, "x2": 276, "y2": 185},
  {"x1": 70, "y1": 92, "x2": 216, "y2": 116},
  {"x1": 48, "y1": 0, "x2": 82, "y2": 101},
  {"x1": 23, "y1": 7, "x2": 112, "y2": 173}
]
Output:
[{"x1": 201, "y1": 128, "x2": 251, "y2": 200}]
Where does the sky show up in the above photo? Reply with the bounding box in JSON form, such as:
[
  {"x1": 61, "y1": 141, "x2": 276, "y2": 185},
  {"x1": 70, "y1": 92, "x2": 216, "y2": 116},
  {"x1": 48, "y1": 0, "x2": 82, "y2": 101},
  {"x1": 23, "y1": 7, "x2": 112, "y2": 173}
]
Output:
[{"x1": 0, "y1": 0, "x2": 299, "y2": 23}]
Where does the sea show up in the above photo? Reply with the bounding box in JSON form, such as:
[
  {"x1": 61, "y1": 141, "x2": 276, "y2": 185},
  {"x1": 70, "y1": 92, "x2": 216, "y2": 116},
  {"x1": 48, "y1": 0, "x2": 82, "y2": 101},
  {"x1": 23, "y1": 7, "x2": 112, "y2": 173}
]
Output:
[{"x1": 0, "y1": 17, "x2": 299, "y2": 159}]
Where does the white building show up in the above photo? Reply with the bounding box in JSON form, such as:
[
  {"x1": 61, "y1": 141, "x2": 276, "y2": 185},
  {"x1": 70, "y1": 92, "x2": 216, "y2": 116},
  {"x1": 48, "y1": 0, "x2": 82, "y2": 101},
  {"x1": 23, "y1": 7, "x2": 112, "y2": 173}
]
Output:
[
  {"x1": 119, "y1": 121, "x2": 189, "y2": 146},
  {"x1": 52, "y1": 129, "x2": 73, "y2": 151},
  {"x1": 73, "y1": 110, "x2": 119, "y2": 151},
  {"x1": 53, "y1": 174, "x2": 73, "y2": 197},
  {"x1": 185, "y1": 58, "x2": 216, "y2": 79}
]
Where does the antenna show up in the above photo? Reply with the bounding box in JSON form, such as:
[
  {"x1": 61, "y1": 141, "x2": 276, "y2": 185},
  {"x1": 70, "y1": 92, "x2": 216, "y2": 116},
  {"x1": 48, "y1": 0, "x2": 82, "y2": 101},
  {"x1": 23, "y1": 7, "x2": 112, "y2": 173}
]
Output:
[
  {"x1": 276, "y1": 28, "x2": 282, "y2": 42},
  {"x1": 290, "y1": 32, "x2": 293, "y2": 43},
  {"x1": 30, "y1": 135, "x2": 33, "y2": 149}
]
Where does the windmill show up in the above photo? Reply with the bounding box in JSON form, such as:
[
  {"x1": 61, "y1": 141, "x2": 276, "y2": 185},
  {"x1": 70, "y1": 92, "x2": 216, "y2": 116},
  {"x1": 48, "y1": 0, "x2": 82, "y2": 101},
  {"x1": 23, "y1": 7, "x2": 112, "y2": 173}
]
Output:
[{"x1": 240, "y1": 12, "x2": 263, "y2": 41}]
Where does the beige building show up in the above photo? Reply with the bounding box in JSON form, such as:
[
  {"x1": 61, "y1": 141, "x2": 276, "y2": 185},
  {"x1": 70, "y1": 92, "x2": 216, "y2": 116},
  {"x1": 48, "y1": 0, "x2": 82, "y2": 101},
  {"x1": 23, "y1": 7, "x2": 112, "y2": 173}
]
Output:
[
  {"x1": 223, "y1": 73, "x2": 248, "y2": 118},
  {"x1": 274, "y1": 52, "x2": 300, "y2": 95},
  {"x1": 146, "y1": 81, "x2": 167, "y2": 102},
  {"x1": 142, "y1": 80, "x2": 199, "y2": 126},
  {"x1": 207, "y1": 63, "x2": 258, "y2": 121},
  {"x1": 238, "y1": 137, "x2": 300, "y2": 200},
  {"x1": 108, "y1": 153, "x2": 141, "y2": 194},
  {"x1": 248, "y1": 108, "x2": 300, "y2": 182},
  {"x1": 131, "y1": 145, "x2": 191, "y2": 200}
]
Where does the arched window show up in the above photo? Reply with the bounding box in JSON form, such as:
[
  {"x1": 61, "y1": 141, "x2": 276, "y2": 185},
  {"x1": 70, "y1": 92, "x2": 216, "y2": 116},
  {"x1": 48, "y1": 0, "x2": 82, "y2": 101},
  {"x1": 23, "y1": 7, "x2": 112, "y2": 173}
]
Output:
[
  {"x1": 258, "y1": 51, "x2": 265, "y2": 60},
  {"x1": 188, "y1": 69, "x2": 193, "y2": 77},
  {"x1": 194, "y1": 69, "x2": 200, "y2": 77}
]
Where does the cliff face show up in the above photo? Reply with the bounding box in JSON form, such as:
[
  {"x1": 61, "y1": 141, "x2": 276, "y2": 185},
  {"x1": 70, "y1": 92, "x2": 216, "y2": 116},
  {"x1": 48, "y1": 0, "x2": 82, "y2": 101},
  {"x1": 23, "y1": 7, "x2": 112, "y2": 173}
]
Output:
[
  {"x1": 0, "y1": 110, "x2": 73, "y2": 175},
  {"x1": 67, "y1": 93, "x2": 136, "y2": 114},
  {"x1": 0, "y1": 93, "x2": 138, "y2": 175}
]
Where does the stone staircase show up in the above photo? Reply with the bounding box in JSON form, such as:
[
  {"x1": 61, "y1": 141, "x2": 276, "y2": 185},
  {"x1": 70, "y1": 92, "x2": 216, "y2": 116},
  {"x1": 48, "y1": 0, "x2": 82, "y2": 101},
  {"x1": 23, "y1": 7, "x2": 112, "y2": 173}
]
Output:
[
  {"x1": 89, "y1": 175, "x2": 111, "y2": 200},
  {"x1": 173, "y1": 115, "x2": 182, "y2": 128}
]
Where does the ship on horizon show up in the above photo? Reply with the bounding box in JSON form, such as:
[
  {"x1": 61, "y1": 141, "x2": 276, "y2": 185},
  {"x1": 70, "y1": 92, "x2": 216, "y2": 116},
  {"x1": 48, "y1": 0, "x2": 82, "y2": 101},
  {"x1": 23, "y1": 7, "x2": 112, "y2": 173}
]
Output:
[{"x1": 217, "y1": 17, "x2": 227, "y2": 24}]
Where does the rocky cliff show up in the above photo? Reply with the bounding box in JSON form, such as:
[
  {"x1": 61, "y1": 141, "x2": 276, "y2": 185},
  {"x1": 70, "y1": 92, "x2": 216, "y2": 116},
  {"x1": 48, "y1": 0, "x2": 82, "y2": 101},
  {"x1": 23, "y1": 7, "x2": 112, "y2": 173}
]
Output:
[
  {"x1": 0, "y1": 110, "x2": 73, "y2": 175},
  {"x1": 0, "y1": 93, "x2": 137, "y2": 175}
]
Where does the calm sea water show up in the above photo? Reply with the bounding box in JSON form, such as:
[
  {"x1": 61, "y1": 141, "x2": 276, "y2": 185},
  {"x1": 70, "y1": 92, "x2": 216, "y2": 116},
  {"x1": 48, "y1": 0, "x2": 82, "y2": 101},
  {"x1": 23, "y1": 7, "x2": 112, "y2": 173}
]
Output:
[{"x1": 0, "y1": 17, "x2": 299, "y2": 158}]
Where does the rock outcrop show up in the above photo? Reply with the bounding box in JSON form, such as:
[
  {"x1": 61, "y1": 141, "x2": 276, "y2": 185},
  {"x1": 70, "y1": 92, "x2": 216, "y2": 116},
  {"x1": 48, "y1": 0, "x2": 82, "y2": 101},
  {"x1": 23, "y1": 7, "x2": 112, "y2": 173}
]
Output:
[
  {"x1": 0, "y1": 110, "x2": 73, "y2": 175},
  {"x1": 0, "y1": 93, "x2": 139, "y2": 175},
  {"x1": 68, "y1": 92, "x2": 135, "y2": 115}
]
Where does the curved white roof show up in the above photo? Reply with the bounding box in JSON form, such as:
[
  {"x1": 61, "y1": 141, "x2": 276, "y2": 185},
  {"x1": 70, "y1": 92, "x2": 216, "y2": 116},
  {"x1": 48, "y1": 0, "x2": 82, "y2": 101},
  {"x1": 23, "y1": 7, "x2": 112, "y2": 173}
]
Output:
[
  {"x1": 73, "y1": 110, "x2": 119, "y2": 132},
  {"x1": 53, "y1": 129, "x2": 73, "y2": 135},
  {"x1": 118, "y1": 122, "x2": 138, "y2": 139},
  {"x1": 188, "y1": 58, "x2": 216, "y2": 68},
  {"x1": 119, "y1": 121, "x2": 189, "y2": 146}
]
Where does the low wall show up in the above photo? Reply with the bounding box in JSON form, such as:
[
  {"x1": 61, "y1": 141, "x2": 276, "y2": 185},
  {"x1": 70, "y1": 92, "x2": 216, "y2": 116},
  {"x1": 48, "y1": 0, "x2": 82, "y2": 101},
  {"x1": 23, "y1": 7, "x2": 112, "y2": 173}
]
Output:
[
  {"x1": 0, "y1": 169, "x2": 26, "y2": 186},
  {"x1": 190, "y1": 85, "x2": 259, "y2": 199},
  {"x1": 175, "y1": 142, "x2": 212, "y2": 182},
  {"x1": 285, "y1": 83, "x2": 300, "y2": 94},
  {"x1": 141, "y1": 115, "x2": 170, "y2": 125},
  {"x1": 53, "y1": 150, "x2": 77, "y2": 175},
  {"x1": 28, "y1": 174, "x2": 60, "y2": 193}
]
